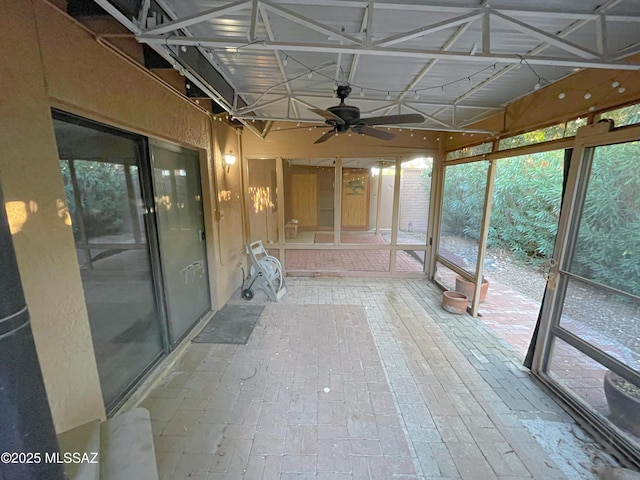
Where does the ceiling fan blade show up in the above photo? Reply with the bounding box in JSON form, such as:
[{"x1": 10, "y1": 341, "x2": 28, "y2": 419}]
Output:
[
  {"x1": 362, "y1": 113, "x2": 425, "y2": 126},
  {"x1": 309, "y1": 108, "x2": 345, "y2": 124},
  {"x1": 314, "y1": 129, "x2": 337, "y2": 144},
  {"x1": 358, "y1": 126, "x2": 396, "y2": 141}
]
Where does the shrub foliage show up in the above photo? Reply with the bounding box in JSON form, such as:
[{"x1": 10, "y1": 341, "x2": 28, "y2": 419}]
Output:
[{"x1": 433, "y1": 144, "x2": 639, "y2": 296}]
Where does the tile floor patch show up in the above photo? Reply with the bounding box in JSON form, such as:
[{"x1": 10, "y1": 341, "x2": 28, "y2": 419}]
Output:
[{"x1": 140, "y1": 277, "x2": 618, "y2": 479}]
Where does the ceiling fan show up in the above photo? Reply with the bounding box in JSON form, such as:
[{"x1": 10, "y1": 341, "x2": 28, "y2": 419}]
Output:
[{"x1": 309, "y1": 85, "x2": 425, "y2": 144}]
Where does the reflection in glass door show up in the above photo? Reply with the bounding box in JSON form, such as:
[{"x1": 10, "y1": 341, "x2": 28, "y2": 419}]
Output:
[
  {"x1": 150, "y1": 141, "x2": 210, "y2": 344},
  {"x1": 539, "y1": 138, "x2": 640, "y2": 457},
  {"x1": 54, "y1": 115, "x2": 164, "y2": 410}
]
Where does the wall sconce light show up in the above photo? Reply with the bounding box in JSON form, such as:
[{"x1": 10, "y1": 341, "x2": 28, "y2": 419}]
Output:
[{"x1": 224, "y1": 151, "x2": 236, "y2": 172}]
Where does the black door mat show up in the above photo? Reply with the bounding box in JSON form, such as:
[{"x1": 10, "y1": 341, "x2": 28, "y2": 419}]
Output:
[{"x1": 192, "y1": 304, "x2": 264, "y2": 344}]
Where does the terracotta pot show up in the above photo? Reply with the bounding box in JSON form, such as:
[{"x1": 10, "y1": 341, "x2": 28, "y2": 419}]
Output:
[
  {"x1": 441, "y1": 291, "x2": 468, "y2": 314},
  {"x1": 604, "y1": 370, "x2": 640, "y2": 437},
  {"x1": 455, "y1": 275, "x2": 490, "y2": 303}
]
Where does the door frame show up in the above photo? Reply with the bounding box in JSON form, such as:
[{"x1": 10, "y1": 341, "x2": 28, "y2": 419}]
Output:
[{"x1": 531, "y1": 121, "x2": 640, "y2": 464}]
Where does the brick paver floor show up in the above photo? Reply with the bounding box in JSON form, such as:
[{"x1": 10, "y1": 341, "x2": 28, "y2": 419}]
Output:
[{"x1": 141, "y1": 278, "x2": 618, "y2": 479}]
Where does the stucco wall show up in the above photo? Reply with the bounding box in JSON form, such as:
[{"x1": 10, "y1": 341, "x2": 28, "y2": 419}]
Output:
[
  {"x1": 0, "y1": 0, "x2": 245, "y2": 432},
  {"x1": 243, "y1": 122, "x2": 439, "y2": 159}
]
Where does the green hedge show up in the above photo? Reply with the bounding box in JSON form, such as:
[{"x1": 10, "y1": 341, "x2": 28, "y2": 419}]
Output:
[{"x1": 431, "y1": 145, "x2": 640, "y2": 296}]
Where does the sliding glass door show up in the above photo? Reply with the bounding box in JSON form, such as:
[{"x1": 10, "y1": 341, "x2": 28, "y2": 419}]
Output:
[
  {"x1": 54, "y1": 113, "x2": 212, "y2": 411},
  {"x1": 150, "y1": 141, "x2": 210, "y2": 344},
  {"x1": 54, "y1": 115, "x2": 164, "y2": 409}
]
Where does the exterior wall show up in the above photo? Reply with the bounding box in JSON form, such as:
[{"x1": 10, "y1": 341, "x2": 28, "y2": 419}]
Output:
[
  {"x1": 0, "y1": 0, "x2": 244, "y2": 432},
  {"x1": 243, "y1": 123, "x2": 439, "y2": 159},
  {"x1": 246, "y1": 159, "x2": 279, "y2": 244},
  {"x1": 399, "y1": 169, "x2": 429, "y2": 233}
]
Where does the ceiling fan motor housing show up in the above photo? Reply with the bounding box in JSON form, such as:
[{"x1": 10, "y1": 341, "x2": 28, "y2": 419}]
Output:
[{"x1": 327, "y1": 104, "x2": 361, "y2": 126}]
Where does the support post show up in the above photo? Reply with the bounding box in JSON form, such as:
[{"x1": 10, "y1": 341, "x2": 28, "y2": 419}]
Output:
[{"x1": 0, "y1": 186, "x2": 66, "y2": 480}]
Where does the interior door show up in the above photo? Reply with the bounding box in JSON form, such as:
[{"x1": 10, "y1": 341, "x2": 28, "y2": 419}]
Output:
[
  {"x1": 290, "y1": 173, "x2": 317, "y2": 227},
  {"x1": 150, "y1": 141, "x2": 210, "y2": 344},
  {"x1": 533, "y1": 124, "x2": 640, "y2": 455},
  {"x1": 341, "y1": 169, "x2": 369, "y2": 230}
]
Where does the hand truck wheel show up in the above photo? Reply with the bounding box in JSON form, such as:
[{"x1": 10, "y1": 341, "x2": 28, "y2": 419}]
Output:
[{"x1": 241, "y1": 288, "x2": 254, "y2": 300}]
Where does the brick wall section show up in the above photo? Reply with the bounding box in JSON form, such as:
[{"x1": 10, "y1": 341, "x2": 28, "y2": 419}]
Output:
[{"x1": 399, "y1": 168, "x2": 430, "y2": 233}]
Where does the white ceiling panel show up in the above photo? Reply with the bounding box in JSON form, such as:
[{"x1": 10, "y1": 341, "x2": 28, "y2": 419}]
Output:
[{"x1": 95, "y1": 0, "x2": 640, "y2": 134}]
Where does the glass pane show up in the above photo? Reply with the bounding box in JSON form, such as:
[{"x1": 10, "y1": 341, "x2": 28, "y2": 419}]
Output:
[
  {"x1": 438, "y1": 161, "x2": 488, "y2": 274},
  {"x1": 247, "y1": 158, "x2": 279, "y2": 244},
  {"x1": 599, "y1": 103, "x2": 640, "y2": 128},
  {"x1": 445, "y1": 142, "x2": 492, "y2": 160},
  {"x1": 559, "y1": 277, "x2": 640, "y2": 370},
  {"x1": 283, "y1": 159, "x2": 334, "y2": 244},
  {"x1": 435, "y1": 261, "x2": 457, "y2": 291},
  {"x1": 498, "y1": 123, "x2": 566, "y2": 150},
  {"x1": 339, "y1": 158, "x2": 395, "y2": 245},
  {"x1": 484, "y1": 150, "x2": 563, "y2": 298},
  {"x1": 54, "y1": 118, "x2": 163, "y2": 408},
  {"x1": 395, "y1": 250, "x2": 424, "y2": 273},
  {"x1": 569, "y1": 141, "x2": 640, "y2": 297},
  {"x1": 151, "y1": 143, "x2": 210, "y2": 343},
  {"x1": 398, "y1": 157, "x2": 432, "y2": 245},
  {"x1": 564, "y1": 117, "x2": 588, "y2": 137},
  {"x1": 548, "y1": 336, "x2": 609, "y2": 413},
  {"x1": 285, "y1": 249, "x2": 390, "y2": 272}
]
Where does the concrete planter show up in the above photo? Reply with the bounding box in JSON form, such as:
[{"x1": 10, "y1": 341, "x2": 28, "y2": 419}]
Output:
[
  {"x1": 604, "y1": 370, "x2": 640, "y2": 437},
  {"x1": 455, "y1": 275, "x2": 490, "y2": 303},
  {"x1": 441, "y1": 291, "x2": 468, "y2": 314}
]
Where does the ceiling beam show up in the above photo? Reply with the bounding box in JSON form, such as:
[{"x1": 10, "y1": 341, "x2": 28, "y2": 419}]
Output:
[
  {"x1": 397, "y1": 22, "x2": 470, "y2": 102},
  {"x1": 260, "y1": 0, "x2": 361, "y2": 45},
  {"x1": 490, "y1": 10, "x2": 601, "y2": 59},
  {"x1": 235, "y1": 92, "x2": 503, "y2": 110},
  {"x1": 248, "y1": 0, "x2": 259, "y2": 42},
  {"x1": 235, "y1": 95, "x2": 288, "y2": 115},
  {"x1": 373, "y1": 12, "x2": 483, "y2": 48},
  {"x1": 402, "y1": 103, "x2": 454, "y2": 129},
  {"x1": 231, "y1": 114, "x2": 494, "y2": 133},
  {"x1": 141, "y1": 0, "x2": 252, "y2": 36},
  {"x1": 258, "y1": 4, "x2": 299, "y2": 118},
  {"x1": 347, "y1": 3, "x2": 370, "y2": 85},
  {"x1": 430, "y1": 0, "x2": 625, "y2": 119},
  {"x1": 138, "y1": 36, "x2": 640, "y2": 70}
]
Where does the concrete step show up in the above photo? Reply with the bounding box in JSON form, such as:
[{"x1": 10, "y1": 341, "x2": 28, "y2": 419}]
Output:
[
  {"x1": 99, "y1": 408, "x2": 159, "y2": 480},
  {"x1": 57, "y1": 419, "x2": 101, "y2": 480}
]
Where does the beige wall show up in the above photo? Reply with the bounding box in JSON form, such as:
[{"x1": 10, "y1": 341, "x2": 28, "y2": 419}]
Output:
[
  {"x1": 445, "y1": 66, "x2": 640, "y2": 152},
  {"x1": 0, "y1": 0, "x2": 244, "y2": 432},
  {"x1": 243, "y1": 122, "x2": 439, "y2": 159}
]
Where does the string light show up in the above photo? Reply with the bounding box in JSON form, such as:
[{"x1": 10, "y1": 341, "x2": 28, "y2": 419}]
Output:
[
  {"x1": 612, "y1": 81, "x2": 619, "y2": 88},
  {"x1": 584, "y1": 92, "x2": 592, "y2": 100},
  {"x1": 618, "y1": 87, "x2": 626, "y2": 93},
  {"x1": 558, "y1": 92, "x2": 566, "y2": 99},
  {"x1": 181, "y1": 46, "x2": 187, "y2": 52},
  {"x1": 249, "y1": 53, "x2": 500, "y2": 100}
]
